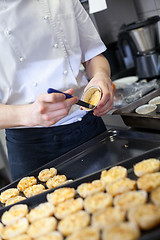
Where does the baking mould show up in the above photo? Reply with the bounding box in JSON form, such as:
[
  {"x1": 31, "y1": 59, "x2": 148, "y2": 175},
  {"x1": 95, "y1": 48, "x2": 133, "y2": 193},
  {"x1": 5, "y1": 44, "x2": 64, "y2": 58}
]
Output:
[
  {"x1": 135, "y1": 104, "x2": 157, "y2": 115},
  {"x1": 113, "y1": 88, "x2": 160, "y2": 130}
]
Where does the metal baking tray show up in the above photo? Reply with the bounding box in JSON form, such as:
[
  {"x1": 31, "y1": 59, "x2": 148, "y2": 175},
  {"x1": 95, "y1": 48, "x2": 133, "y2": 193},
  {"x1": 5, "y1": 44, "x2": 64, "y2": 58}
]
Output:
[
  {"x1": 113, "y1": 88, "x2": 160, "y2": 130},
  {"x1": 0, "y1": 147, "x2": 160, "y2": 240},
  {"x1": 1, "y1": 128, "x2": 160, "y2": 209}
]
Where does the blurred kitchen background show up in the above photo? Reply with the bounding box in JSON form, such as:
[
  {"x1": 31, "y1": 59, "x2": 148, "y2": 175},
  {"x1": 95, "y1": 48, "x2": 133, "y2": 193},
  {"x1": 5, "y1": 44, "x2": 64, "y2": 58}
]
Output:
[
  {"x1": 82, "y1": 0, "x2": 160, "y2": 78},
  {"x1": 0, "y1": 0, "x2": 160, "y2": 186}
]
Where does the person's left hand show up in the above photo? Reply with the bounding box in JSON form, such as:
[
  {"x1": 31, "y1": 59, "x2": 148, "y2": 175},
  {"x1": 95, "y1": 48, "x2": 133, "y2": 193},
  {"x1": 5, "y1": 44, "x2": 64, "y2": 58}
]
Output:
[{"x1": 84, "y1": 72, "x2": 114, "y2": 116}]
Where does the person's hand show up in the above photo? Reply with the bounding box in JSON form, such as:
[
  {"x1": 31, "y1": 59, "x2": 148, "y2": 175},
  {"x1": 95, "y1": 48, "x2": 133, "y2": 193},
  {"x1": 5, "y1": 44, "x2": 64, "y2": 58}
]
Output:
[
  {"x1": 25, "y1": 89, "x2": 78, "y2": 127},
  {"x1": 84, "y1": 72, "x2": 114, "y2": 116}
]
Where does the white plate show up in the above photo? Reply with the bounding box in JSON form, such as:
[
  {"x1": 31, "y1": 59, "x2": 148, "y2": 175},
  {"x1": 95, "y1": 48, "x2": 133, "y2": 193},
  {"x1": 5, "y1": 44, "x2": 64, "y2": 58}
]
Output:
[{"x1": 113, "y1": 76, "x2": 138, "y2": 89}]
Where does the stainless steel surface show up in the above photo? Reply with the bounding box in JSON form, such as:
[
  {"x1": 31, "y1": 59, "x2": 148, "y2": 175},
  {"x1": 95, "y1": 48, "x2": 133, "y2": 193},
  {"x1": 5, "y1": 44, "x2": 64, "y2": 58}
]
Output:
[
  {"x1": 2, "y1": 127, "x2": 160, "y2": 191},
  {"x1": 130, "y1": 24, "x2": 157, "y2": 52},
  {"x1": 113, "y1": 88, "x2": 160, "y2": 130}
]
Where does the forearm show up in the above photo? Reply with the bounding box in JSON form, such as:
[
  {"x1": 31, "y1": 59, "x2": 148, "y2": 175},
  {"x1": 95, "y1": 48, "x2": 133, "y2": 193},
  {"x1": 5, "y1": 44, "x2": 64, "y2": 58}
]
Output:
[
  {"x1": 0, "y1": 90, "x2": 78, "y2": 129},
  {"x1": 0, "y1": 103, "x2": 28, "y2": 129},
  {"x1": 83, "y1": 54, "x2": 111, "y2": 82},
  {"x1": 83, "y1": 54, "x2": 114, "y2": 116}
]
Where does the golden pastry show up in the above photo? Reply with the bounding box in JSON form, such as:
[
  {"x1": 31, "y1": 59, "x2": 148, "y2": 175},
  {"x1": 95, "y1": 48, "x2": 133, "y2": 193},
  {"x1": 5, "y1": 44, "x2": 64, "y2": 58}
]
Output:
[
  {"x1": 36, "y1": 231, "x2": 63, "y2": 240},
  {"x1": 17, "y1": 176, "x2": 37, "y2": 192},
  {"x1": 106, "y1": 178, "x2": 136, "y2": 196},
  {"x1": 0, "y1": 222, "x2": 4, "y2": 239},
  {"x1": 84, "y1": 192, "x2": 113, "y2": 213},
  {"x1": 27, "y1": 202, "x2": 55, "y2": 223},
  {"x1": 5, "y1": 196, "x2": 26, "y2": 206},
  {"x1": 100, "y1": 166, "x2": 127, "y2": 185},
  {"x1": 1, "y1": 204, "x2": 29, "y2": 226},
  {"x1": 55, "y1": 198, "x2": 83, "y2": 219},
  {"x1": 128, "y1": 203, "x2": 160, "y2": 230},
  {"x1": 102, "y1": 222, "x2": 140, "y2": 240},
  {"x1": 137, "y1": 172, "x2": 160, "y2": 191},
  {"x1": 27, "y1": 217, "x2": 57, "y2": 239},
  {"x1": 58, "y1": 210, "x2": 90, "y2": 236},
  {"x1": 2, "y1": 217, "x2": 29, "y2": 239},
  {"x1": 77, "y1": 180, "x2": 105, "y2": 198},
  {"x1": 38, "y1": 168, "x2": 57, "y2": 182},
  {"x1": 113, "y1": 190, "x2": 147, "y2": 211},
  {"x1": 0, "y1": 188, "x2": 19, "y2": 204},
  {"x1": 23, "y1": 184, "x2": 45, "y2": 198},
  {"x1": 47, "y1": 187, "x2": 76, "y2": 206},
  {"x1": 151, "y1": 186, "x2": 160, "y2": 205},
  {"x1": 11, "y1": 234, "x2": 32, "y2": 240},
  {"x1": 91, "y1": 207, "x2": 125, "y2": 230},
  {"x1": 46, "y1": 175, "x2": 67, "y2": 189},
  {"x1": 134, "y1": 158, "x2": 160, "y2": 177},
  {"x1": 66, "y1": 226, "x2": 100, "y2": 240}
]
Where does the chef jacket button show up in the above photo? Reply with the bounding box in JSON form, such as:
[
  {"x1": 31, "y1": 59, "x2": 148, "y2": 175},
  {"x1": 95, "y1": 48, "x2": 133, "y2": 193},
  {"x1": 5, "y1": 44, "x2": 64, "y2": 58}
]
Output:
[
  {"x1": 33, "y1": 82, "x2": 38, "y2": 87},
  {"x1": 54, "y1": 43, "x2": 58, "y2": 48},
  {"x1": 78, "y1": 117, "x2": 82, "y2": 121},
  {"x1": 63, "y1": 70, "x2": 68, "y2": 75},
  {"x1": 44, "y1": 15, "x2": 49, "y2": 20},
  {"x1": 19, "y1": 56, "x2": 25, "y2": 62},
  {"x1": 6, "y1": 29, "x2": 11, "y2": 35}
]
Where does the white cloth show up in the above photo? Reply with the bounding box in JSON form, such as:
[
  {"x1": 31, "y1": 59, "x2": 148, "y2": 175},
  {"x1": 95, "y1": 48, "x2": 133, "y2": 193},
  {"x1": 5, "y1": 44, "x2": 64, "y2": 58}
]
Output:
[
  {"x1": 89, "y1": 0, "x2": 107, "y2": 14},
  {"x1": 0, "y1": 0, "x2": 106, "y2": 126}
]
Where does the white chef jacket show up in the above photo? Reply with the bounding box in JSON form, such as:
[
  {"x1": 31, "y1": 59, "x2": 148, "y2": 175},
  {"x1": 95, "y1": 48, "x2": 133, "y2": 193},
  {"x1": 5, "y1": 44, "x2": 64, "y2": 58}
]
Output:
[{"x1": 0, "y1": 0, "x2": 106, "y2": 126}]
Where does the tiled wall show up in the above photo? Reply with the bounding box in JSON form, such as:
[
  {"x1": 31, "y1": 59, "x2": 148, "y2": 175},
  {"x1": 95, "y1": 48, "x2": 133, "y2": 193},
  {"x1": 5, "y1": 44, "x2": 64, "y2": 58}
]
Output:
[
  {"x1": 134, "y1": 0, "x2": 160, "y2": 19},
  {"x1": 94, "y1": 0, "x2": 138, "y2": 44},
  {"x1": 94, "y1": 0, "x2": 160, "y2": 45}
]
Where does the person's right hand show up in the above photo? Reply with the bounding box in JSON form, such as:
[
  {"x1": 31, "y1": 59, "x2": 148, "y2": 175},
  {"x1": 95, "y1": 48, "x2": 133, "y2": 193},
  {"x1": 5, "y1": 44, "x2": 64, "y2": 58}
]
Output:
[{"x1": 25, "y1": 89, "x2": 78, "y2": 127}]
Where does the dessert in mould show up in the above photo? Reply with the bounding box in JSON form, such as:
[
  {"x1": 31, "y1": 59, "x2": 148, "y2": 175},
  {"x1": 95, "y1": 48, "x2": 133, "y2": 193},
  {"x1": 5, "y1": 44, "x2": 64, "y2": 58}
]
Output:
[
  {"x1": 88, "y1": 90, "x2": 101, "y2": 106},
  {"x1": 81, "y1": 86, "x2": 101, "y2": 111}
]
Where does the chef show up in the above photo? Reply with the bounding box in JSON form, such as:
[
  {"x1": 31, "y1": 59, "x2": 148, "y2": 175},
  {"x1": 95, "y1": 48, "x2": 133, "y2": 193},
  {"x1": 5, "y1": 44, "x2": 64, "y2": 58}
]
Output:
[{"x1": 0, "y1": 0, "x2": 114, "y2": 180}]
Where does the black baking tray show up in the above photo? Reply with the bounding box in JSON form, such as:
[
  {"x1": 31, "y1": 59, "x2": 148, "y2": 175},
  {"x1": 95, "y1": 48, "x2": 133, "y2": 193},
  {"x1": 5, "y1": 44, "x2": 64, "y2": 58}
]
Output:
[
  {"x1": 1, "y1": 128, "x2": 160, "y2": 209},
  {"x1": 113, "y1": 88, "x2": 160, "y2": 130},
  {"x1": 0, "y1": 147, "x2": 160, "y2": 240}
]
